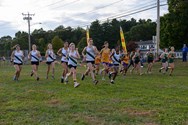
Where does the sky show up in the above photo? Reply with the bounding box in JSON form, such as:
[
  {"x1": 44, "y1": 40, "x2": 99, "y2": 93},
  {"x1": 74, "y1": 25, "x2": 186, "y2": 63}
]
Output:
[{"x1": 0, "y1": 0, "x2": 168, "y2": 37}]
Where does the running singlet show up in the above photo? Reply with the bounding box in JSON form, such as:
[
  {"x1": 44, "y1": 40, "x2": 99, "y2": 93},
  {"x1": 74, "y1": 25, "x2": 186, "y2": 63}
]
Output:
[
  {"x1": 101, "y1": 48, "x2": 110, "y2": 63},
  {"x1": 147, "y1": 52, "x2": 154, "y2": 61},
  {"x1": 46, "y1": 50, "x2": 55, "y2": 62},
  {"x1": 14, "y1": 50, "x2": 23, "y2": 64},
  {"x1": 68, "y1": 51, "x2": 78, "y2": 66},
  {"x1": 168, "y1": 51, "x2": 175, "y2": 63},
  {"x1": 112, "y1": 51, "x2": 120, "y2": 65},
  {"x1": 134, "y1": 52, "x2": 140, "y2": 62},
  {"x1": 123, "y1": 55, "x2": 129, "y2": 64},
  {"x1": 161, "y1": 52, "x2": 168, "y2": 63},
  {"x1": 61, "y1": 48, "x2": 69, "y2": 62},
  {"x1": 31, "y1": 50, "x2": 39, "y2": 62},
  {"x1": 95, "y1": 55, "x2": 101, "y2": 64},
  {"x1": 86, "y1": 46, "x2": 95, "y2": 61}
]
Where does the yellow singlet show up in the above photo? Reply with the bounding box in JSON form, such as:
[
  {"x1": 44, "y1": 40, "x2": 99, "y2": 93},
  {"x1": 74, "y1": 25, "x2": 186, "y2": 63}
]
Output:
[{"x1": 101, "y1": 48, "x2": 110, "y2": 63}]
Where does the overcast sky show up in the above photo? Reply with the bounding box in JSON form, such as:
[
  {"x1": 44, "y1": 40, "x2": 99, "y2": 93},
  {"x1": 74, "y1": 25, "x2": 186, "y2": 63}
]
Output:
[{"x1": 0, "y1": 0, "x2": 168, "y2": 37}]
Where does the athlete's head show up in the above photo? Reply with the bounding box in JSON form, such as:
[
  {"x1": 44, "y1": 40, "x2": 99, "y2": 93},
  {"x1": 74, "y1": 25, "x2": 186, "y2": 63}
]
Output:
[
  {"x1": 150, "y1": 48, "x2": 153, "y2": 51},
  {"x1": 115, "y1": 46, "x2": 120, "y2": 52},
  {"x1": 88, "y1": 38, "x2": 93, "y2": 45},
  {"x1": 64, "y1": 41, "x2": 69, "y2": 48},
  {"x1": 136, "y1": 48, "x2": 140, "y2": 53},
  {"x1": 69, "y1": 43, "x2": 75, "y2": 50},
  {"x1": 170, "y1": 46, "x2": 175, "y2": 51},
  {"x1": 32, "y1": 44, "x2": 37, "y2": 50},
  {"x1": 15, "y1": 44, "x2": 20, "y2": 50},
  {"x1": 47, "y1": 43, "x2": 53, "y2": 49},
  {"x1": 103, "y1": 41, "x2": 109, "y2": 48},
  {"x1": 164, "y1": 48, "x2": 168, "y2": 52}
]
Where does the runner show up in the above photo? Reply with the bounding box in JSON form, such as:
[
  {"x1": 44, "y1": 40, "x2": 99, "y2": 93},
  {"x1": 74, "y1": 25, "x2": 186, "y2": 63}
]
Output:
[
  {"x1": 10, "y1": 44, "x2": 24, "y2": 81},
  {"x1": 81, "y1": 38, "x2": 99, "y2": 85},
  {"x1": 132, "y1": 49, "x2": 143, "y2": 75},
  {"x1": 159, "y1": 48, "x2": 168, "y2": 74},
  {"x1": 146, "y1": 48, "x2": 154, "y2": 74},
  {"x1": 64, "y1": 43, "x2": 81, "y2": 88},
  {"x1": 57, "y1": 41, "x2": 69, "y2": 83},
  {"x1": 100, "y1": 41, "x2": 111, "y2": 80},
  {"x1": 167, "y1": 47, "x2": 176, "y2": 76},
  {"x1": 109, "y1": 46, "x2": 120, "y2": 83},
  {"x1": 120, "y1": 51, "x2": 129, "y2": 76},
  {"x1": 128, "y1": 51, "x2": 135, "y2": 74},
  {"x1": 45, "y1": 43, "x2": 56, "y2": 79},
  {"x1": 28, "y1": 44, "x2": 41, "y2": 81}
]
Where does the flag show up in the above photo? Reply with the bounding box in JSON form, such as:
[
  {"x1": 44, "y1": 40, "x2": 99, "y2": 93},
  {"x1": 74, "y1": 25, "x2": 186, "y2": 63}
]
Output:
[
  {"x1": 86, "y1": 26, "x2": 90, "y2": 43},
  {"x1": 120, "y1": 26, "x2": 127, "y2": 52}
]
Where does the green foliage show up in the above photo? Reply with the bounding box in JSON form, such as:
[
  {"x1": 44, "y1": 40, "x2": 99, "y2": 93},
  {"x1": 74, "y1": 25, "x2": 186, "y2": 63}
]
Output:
[
  {"x1": 77, "y1": 37, "x2": 87, "y2": 53},
  {"x1": 51, "y1": 36, "x2": 63, "y2": 53},
  {"x1": 160, "y1": 0, "x2": 188, "y2": 49},
  {"x1": 128, "y1": 22, "x2": 156, "y2": 41},
  {"x1": 1, "y1": 18, "x2": 158, "y2": 52},
  {"x1": 37, "y1": 38, "x2": 46, "y2": 54}
]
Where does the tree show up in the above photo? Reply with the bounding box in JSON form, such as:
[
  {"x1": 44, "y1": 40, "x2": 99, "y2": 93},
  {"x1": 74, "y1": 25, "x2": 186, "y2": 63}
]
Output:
[
  {"x1": 128, "y1": 23, "x2": 156, "y2": 41},
  {"x1": 37, "y1": 38, "x2": 46, "y2": 54},
  {"x1": 13, "y1": 31, "x2": 28, "y2": 50},
  {"x1": 51, "y1": 36, "x2": 63, "y2": 53},
  {"x1": 90, "y1": 20, "x2": 103, "y2": 49},
  {"x1": 126, "y1": 41, "x2": 138, "y2": 52},
  {"x1": 160, "y1": 0, "x2": 188, "y2": 49},
  {"x1": 77, "y1": 37, "x2": 87, "y2": 53}
]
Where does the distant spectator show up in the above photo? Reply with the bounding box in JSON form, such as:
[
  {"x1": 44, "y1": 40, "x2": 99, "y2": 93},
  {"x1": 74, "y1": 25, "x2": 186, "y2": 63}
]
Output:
[{"x1": 182, "y1": 44, "x2": 188, "y2": 62}]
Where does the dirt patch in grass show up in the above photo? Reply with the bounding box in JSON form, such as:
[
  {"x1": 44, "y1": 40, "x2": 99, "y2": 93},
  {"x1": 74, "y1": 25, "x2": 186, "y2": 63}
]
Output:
[
  {"x1": 123, "y1": 108, "x2": 156, "y2": 117},
  {"x1": 73, "y1": 114, "x2": 106, "y2": 125},
  {"x1": 47, "y1": 99, "x2": 62, "y2": 107},
  {"x1": 27, "y1": 89, "x2": 35, "y2": 93},
  {"x1": 142, "y1": 122, "x2": 159, "y2": 125}
]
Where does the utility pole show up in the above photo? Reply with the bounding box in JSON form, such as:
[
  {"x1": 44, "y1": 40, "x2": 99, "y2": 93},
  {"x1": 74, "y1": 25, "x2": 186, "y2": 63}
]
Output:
[
  {"x1": 22, "y1": 12, "x2": 35, "y2": 52},
  {"x1": 156, "y1": 0, "x2": 160, "y2": 56}
]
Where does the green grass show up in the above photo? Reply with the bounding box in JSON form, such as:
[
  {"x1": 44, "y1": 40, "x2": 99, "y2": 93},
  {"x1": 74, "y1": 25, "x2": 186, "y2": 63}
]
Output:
[{"x1": 0, "y1": 60, "x2": 188, "y2": 125}]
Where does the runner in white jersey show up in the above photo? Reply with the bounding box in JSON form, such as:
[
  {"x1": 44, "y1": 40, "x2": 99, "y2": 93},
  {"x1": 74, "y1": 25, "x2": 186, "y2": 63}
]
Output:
[
  {"x1": 109, "y1": 46, "x2": 121, "y2": 84},
  {"x1": 81, "y1": 38, "x2": 99, "y2": 85},
  {"x1": 57, "y1": 41, "x2": 69, "y2": 83},
  {"x1": 11, "y1": 44, "x2": 24, "y2": 81},
  {"x1": 45, "y1": 43, "x2": 56, "y2": 79},
  {"x1": 64, "y1": 43, "x2": 80, "y2": 88},
  {"x1": 28, "y1": 44, "x2": 41, "y2": 81}
]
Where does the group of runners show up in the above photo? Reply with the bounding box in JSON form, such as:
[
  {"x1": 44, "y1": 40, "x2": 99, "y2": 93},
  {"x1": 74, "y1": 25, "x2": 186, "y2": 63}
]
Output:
[{"x1": 10, "y1": 38, "x2": 176, "y2": 88}]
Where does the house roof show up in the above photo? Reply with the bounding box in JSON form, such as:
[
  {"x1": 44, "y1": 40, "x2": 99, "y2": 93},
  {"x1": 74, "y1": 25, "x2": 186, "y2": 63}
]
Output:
[{"x1": 135, "y1": 40, "x2": 155, "y2": 45}]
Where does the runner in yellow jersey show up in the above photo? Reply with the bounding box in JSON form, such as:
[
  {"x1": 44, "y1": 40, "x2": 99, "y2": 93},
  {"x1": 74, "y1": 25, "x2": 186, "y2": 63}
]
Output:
[
  {"x1": 100, "y1": 41, "x2": 111, "y2": 81},
  {"x1": 120, "y1": 51, "x2": 129, "y2": 76}
]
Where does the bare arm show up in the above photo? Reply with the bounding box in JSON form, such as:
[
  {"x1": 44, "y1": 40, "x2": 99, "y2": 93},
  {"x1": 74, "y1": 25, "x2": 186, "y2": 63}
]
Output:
[
  {"x1": 57, "y1": 48, "x2": 62, "y2": 56},
  {"x1": 82, "y1": 47, "x2": 86, "y2": 58},
  {"x1": 28, "y1": 51, "x2": 31, "y2": 60},
  {"x1": 110, "y1": 49, "x2": 115, "y2": 58},
  {"x1": 37, "y1": 51, "x2": 41, "y2": 58},
  {"x1": 10, "y1": 51, "x2": 15, "y2": 62},
  {"x1": 45, "y1": 51, "x2": 48, "y2": 58}
]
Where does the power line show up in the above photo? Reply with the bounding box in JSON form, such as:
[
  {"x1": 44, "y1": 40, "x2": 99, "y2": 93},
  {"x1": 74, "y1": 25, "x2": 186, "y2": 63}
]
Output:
[
  {"x1": 100, "y1": 0, "x2": 167, "y2": 21},
  {"x1": 76, "y1": 3, "x2": 168, "y2": 28},
  {"x1": 76, "y1": 0, "x2": 125, "y2": 16},
  {"x1": 109, "y1": 4, "x2": 167, "y2": 20}
]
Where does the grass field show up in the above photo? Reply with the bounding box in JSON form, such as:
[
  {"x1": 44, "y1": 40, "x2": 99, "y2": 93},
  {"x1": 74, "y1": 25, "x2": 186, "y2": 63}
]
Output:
[{"x1": 0, "y1": 60, "x2": 188, "y2": 125}]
